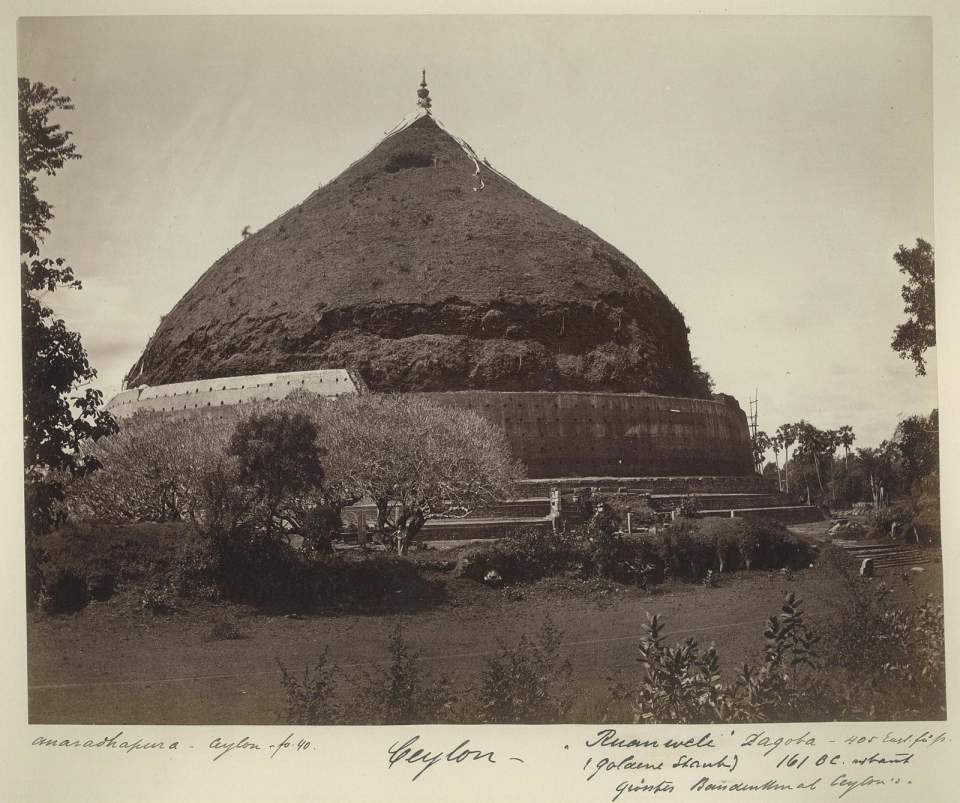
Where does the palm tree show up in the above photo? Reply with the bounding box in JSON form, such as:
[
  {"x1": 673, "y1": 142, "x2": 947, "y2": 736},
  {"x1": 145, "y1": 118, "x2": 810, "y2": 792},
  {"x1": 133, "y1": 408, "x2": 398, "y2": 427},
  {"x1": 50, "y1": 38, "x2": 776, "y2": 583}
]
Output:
[
  {"x1": 775, "y1": 423, "x2": 798, "y2": 493},
  {"x1": 837, "y1": 425, "x2": 856, "y2": 468},
  {"x1": 770, "y1": 433, "x2": 784, "y2": 491}
]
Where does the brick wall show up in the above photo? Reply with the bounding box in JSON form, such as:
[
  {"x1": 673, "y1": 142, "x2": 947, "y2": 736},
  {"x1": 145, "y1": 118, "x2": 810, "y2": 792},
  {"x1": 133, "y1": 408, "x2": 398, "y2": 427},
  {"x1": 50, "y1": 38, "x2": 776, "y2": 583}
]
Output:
[{"x1": 418, "y1": 390, "x2": 753, "y2": 479}]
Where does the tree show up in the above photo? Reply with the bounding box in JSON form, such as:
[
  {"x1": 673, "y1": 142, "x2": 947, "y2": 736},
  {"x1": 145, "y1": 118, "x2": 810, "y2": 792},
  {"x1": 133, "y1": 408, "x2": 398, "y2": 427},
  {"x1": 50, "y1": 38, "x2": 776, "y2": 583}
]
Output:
[
  {"x1": 20, "y1": 77, "x2": 116, "y2": 535},
  {"x1": 836, "y1": 425, "x2": 856, "y2": 468},
  {"x1": 288, "y1": 393, "x2": 522, "y2": 554},
  {"x1": 228, "y1": 411, "x2": 329, "y2": 542},
  {"x1": 891, "y1": 238, "x2": 935, "y2": 376},
  {"x1": 775, "y1": 424, "x2": 798, "y2": 494},
  {"x1": 751, "y1": 430, "x2": 771, "y2": 476},
  {"x1": 793, "y1": 422, "x2": 839, "y2": 497},
  {"x1": 893, "y1": 409, "x2": 939, "y2": 488},
  {"x1": 769, "y1": 433, "x2": 784, "y2": 491}
]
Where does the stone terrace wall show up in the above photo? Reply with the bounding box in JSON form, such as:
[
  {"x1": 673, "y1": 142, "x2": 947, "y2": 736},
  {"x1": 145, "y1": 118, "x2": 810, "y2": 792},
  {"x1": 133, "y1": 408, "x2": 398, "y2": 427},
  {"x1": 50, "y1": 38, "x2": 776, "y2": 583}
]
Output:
[
  {"x1": 106, "y1": 368, "x2": 359, "y2": 419},
  {"x1": 418, "y1": 390, "x2": 753, "y2": 479}
]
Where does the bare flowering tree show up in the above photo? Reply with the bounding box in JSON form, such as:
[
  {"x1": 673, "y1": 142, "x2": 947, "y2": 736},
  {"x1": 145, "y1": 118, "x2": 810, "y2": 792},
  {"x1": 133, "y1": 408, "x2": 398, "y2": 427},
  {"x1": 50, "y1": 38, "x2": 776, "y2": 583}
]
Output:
[
  {"x1": 286, "y1": 392, "x2": 522, "y2": 553},
  {"x1": 67, "y1": 411, "x2": 234, "y2": 523}
]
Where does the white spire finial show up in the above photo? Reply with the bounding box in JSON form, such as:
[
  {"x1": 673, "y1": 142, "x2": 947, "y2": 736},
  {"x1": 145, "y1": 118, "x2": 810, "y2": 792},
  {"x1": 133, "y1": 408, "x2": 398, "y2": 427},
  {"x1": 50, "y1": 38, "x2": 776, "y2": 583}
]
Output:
[{"x1": 417, "y1": 69, "x2": 432, "y2": 112}]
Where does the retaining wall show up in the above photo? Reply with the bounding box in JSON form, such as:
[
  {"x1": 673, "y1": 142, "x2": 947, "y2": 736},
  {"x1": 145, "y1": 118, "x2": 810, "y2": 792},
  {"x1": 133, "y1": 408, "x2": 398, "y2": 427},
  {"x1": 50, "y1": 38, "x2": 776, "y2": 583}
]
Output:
[
  {"x1": 418, "y1": 390, "x2": 753, "y2": 478},
  {"x1": 106, "y1": 368, "x2": 359, "y2": 419}
]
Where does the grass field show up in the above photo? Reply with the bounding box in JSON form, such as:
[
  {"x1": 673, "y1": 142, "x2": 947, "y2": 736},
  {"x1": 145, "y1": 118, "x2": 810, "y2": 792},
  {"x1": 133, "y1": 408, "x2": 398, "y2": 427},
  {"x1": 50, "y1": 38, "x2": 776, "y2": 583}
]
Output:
[{"x1": 26, "y1": 522, "x2": 943, "y2": 725}]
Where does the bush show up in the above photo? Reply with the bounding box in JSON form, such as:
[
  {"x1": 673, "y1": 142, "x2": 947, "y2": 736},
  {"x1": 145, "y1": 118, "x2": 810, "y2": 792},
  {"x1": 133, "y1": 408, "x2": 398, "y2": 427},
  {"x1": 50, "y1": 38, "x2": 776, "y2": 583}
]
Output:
[
  {"x1": 31, "y1": 521, "x2": 194, "y2": 611},
  {"x1": 460, "y1": 523, "x2": 657, "y2": 586},
  {"x1": 204, "y1": 612, "x2": 246, "y2": 642},
  {"x1": 608, "y1": 593, "x2": 825, "y2": 724},
  {"x1": 350, "y1": 625, "x2": 454, "y2": 724},
  {"x1": 461, "y1": 517, "x2": 811, "y2": 588},
  {"x1": 211, "y1": 534, "x2": 319, "y2": 612},
  {"x1": 141, "y1": 580, "x2": 177, "y2": 614},
  {"x1": 458, "y1": 528, "x2": 580, "y2": 583},
  {"x1": 910, "y1": 471, "x2": 940, "y2": 544},
  {"x1": 41, "y1": 567, "x2": 90, "y2": 614},
  {"x1": 604, "y1": 493, "x2": 659, "y2": 529},
  {"x1": 744, "y1": 517, "x2": 812, "y2": 570},
  {"x1": 575, "y1": 521, "x2": 658, "y2": 585},
  {"x1": 472, "y1": 617, "x2": 573, "y2": 723},
  {"x1": 674, "y1": 494, "x2": 702, "y2": 519},
  {"x1": 868, "y1": 502, "x2": 912, "y2": 538},
  {"x1": 653, "y1": 521, "x2": 717, "y2": 580},
  {"x1": 277, "y1": 650, "x2": 339, "y2": 725},
  {"x1": 820, "y1": 547, "x2": 945, "y2": 719}
]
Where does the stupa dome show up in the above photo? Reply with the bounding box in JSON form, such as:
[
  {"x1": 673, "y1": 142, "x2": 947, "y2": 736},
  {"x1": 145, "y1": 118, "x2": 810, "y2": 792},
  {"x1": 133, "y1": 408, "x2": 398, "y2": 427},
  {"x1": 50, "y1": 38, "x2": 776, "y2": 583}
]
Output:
[{"x1": 127, "y1": 83, "x2": 705, "y2": 398}]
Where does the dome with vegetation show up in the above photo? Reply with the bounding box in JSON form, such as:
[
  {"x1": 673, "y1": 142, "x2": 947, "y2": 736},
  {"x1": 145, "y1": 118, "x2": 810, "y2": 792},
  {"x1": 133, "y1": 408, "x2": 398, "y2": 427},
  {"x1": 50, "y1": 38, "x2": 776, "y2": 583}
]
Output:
[{"x1": 127, "y1": 94, "x2": 711, "y2": 397}]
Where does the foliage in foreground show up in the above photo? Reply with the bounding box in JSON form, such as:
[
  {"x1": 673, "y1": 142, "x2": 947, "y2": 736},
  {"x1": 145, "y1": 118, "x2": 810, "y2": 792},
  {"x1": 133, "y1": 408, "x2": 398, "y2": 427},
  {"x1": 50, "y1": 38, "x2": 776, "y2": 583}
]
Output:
[
  {"x1": 276, "y1": 587, "x2": 945, "y2": 726},
  {"x1": 605, "y1": 577, "x2": 944, "y2": 724},
  {"x1": 20, "y1": 77, "x2": 117, "y2": 540},
  {"x1": 474, "y1": 617, "x2": 573, "y2": 724},
  {"x1": 278, "y1": 619, "x2": 572, "y2": 725},
  {"x1": 608, "y1": 593, "x2": 822, "y2": 723}
]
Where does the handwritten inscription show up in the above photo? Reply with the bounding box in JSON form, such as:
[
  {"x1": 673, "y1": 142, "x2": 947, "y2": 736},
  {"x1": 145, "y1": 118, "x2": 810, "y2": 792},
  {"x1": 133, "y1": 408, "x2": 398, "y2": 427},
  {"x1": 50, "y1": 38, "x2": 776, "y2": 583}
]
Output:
[
  {"x1": 32, "y1": 731, "x2": 179, "y2": 753},
  {"x1": 386, "y1": 735, "x2": 523, "y2": 781},
  {"x1": 580, "y1": 727, "x2": 948, "y2": 800},
  {"x1": 27, "y1": 724, "x2": 949, "y2": 800}
]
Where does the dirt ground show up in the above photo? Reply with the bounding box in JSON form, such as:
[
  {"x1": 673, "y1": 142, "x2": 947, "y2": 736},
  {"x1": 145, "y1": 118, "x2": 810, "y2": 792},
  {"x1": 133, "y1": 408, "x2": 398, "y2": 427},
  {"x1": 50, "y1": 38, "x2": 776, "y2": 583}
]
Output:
[{"x1": 27, "y1": 526, "x2": 943, "y2": 725}]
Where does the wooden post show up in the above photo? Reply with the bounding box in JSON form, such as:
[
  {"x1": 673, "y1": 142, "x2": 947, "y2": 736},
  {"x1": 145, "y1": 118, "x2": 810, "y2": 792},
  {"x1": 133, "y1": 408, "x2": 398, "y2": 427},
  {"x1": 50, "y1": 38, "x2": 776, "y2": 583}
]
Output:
[
  {"x1": 626, "y1": 512, "x2": 632, "y2": 536},
  {"x1": 357, "y1": 510, "x2": 367, "y2": 546},
  {"x1": 549, "y1": 487, "x2": 562, "y2": 533}
]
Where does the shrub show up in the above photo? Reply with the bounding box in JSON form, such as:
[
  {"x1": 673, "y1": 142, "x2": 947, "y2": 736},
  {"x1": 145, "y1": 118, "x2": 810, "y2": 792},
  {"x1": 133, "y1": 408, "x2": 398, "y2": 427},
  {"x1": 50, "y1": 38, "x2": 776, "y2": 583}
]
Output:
[
  {"x1": 42, "y1": 567, "x2": 90, "y2": 614},
  {"x1": 733, "y1": 593, "x2": 823, "y2": 721},
  {"x1": 575, "y1": 521, "x2": 658, "y2": 585},
  {"x1": 910, "y1": 471, "x2": 940, "y2": 544},
  {"x1": 203, "y1": 612, "x2": 246, "y2": 642},
  {"x1": 602, "y1": 493, "x2": 658, "y2": 530},
  {"x1": 472, "y1": 617, "x2": 573, "y2": 723},
  {"x1": 350, "y1": 625, "x2": 453, "y2": 724},
  {"x1": 462, "y1": 518, "x2": 810, "y2": 588},
  {"x1": 674, "y1": 494, "x2": 702, "y2": 519},
  {"x1": 277, "y1": 650, "x2": 340, "y2": 725},
  {"x1": 171, "y1": 535, "x2": 221, "y2": 600},
  {"x1": 212, "y1": 534, "x2": 317, "y2": 612},
  {"x1": 820, "y1": 547, "x2": 945, "y2": 719},
  {"x1": 140, "y1": 580, "x2": 177, "y2": 614},
  {"x1": 458, "y1": 528, "x2": 580, "y2": 583},
  {"x1": 609, "y1": 613, "x2": 734, "y2": 724},
  {"x1": 609, "y1": 593, "x2": 825, "y2": 724},
  {"x1": 861, "y1": 501, "x2": 910, "y2": 539},
  {"x1": 744, "y1": 517, "x2": 812, "y2": 570},
  {"x1": 653, "y1": 521, "x2": 717, "y2": 580}
]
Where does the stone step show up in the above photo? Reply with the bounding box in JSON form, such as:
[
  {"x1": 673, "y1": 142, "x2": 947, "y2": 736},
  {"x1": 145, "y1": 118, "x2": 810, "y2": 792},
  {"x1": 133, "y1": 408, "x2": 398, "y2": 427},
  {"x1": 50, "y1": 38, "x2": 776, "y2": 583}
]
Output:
[
  {"x1": 414, "y1": 515, "x2": 552, "y2": 541},
  {"x1": 470, "y1": 498, "x2": 550, "y2": 518},
  {"x1": 700, "y1": 506, "x2": 825, "y2": 525},
  {"x1": 518, "y1": 475, "x2": 772, "y2": 496},
  {"x1": 836, "y1": 540, "x2": 939, "y2": 572},
  {"x1": 836, "y1": 546, "x2": 928, "y2": 559}
]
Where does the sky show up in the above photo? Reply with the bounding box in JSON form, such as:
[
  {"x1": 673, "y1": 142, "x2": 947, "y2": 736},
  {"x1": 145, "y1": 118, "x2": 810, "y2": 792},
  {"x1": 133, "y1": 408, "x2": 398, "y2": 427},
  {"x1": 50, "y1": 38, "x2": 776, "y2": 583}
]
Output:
[{"x1": 18, "y1": 14, "x2": 937, "y2": 449}]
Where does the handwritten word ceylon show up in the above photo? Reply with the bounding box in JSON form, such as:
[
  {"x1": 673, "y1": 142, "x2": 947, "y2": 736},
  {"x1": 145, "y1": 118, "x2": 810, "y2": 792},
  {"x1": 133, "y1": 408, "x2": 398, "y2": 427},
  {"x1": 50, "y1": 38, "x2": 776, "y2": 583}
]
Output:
[{"x1": 387, "y1": 735, "x2": 518, "y2": 781}]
